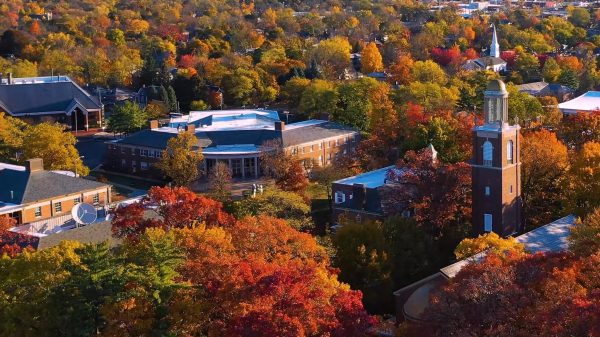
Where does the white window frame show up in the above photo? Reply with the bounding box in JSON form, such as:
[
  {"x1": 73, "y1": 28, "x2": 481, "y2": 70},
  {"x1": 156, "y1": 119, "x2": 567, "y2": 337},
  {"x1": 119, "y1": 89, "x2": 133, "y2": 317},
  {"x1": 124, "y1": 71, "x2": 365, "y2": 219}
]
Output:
[
  {"x1": 93, "y1": 193, "x2": 100, "y2": 204},
  {"x1": 74, "y1": 197, "x2": 81, "y2": 205},
  {"x1": 507, "y1": 140, "x2": 514, "y2": 164},
  {"x1": 34, "y1": 206, "x2": 42, "y2": 217},
  {"x1": 483, "y1": 141, "x2": 493, "y2": 167},
  {"x1": 334, "y1": 191, "x2": 346, "y2": 204},
  {"x1": 54, "y1": 202, "x2": 62, "y2": 214},
  {"x1": 485, "y1": 186, "x2": 490, "y2": 196},
  {"x1": 484, "y1": 214, "x2": 492, "y2": 232}
]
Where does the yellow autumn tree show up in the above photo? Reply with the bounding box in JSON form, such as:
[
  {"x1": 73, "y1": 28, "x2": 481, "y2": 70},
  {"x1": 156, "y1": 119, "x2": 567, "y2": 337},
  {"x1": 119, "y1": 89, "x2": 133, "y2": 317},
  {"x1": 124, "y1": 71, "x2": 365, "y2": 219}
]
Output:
[
  {"x1": 454, "y1": 232, "x2": 526, "y2": 260},
  {"x1": 361, "y1": 42, "x2": 383, "y2": 74}
]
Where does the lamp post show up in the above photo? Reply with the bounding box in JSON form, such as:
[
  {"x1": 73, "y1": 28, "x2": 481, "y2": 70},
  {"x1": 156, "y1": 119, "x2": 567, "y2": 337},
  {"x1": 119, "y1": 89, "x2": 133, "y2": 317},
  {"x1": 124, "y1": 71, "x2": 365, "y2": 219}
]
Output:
[{"x1": 75, "y1": 155, "x2": 85, "y2": 178}]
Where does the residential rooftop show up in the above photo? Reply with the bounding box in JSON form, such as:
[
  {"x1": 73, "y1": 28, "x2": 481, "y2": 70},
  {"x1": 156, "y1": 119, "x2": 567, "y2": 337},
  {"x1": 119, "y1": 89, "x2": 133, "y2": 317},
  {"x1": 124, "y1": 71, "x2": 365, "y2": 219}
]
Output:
[{"x1": 334, "y1": 166, "x2": 395, "y2": 189}]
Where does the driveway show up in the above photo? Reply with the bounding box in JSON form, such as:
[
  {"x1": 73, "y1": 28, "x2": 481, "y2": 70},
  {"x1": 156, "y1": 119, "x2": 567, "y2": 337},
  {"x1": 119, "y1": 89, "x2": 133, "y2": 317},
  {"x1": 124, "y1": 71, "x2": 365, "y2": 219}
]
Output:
[{"x1": 75, "y1": 135, "x2": 109, "y2": 170}]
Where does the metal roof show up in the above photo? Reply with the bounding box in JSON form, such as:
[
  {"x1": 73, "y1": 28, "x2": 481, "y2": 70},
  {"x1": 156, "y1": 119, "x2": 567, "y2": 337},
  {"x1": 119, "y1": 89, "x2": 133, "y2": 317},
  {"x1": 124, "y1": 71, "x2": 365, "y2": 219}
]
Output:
[{"x1": 0, "y1": 77, "x2": 101, "y2": 116}]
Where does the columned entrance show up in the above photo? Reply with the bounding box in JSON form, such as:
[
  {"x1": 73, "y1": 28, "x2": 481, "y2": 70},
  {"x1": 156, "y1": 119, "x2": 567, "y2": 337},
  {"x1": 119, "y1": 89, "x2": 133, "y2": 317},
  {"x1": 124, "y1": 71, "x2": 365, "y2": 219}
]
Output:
[{"x1": 204, "y1": 155, "x2": 260, "y2": 179}]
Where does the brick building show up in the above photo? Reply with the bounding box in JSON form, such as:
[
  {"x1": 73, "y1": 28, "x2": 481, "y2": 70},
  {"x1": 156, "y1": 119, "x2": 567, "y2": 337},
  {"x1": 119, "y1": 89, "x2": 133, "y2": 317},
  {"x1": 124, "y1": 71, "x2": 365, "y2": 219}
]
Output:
[
  {"x1": 471, "y1": 79, "x2": 523, "y2": 236},
  {"x1": 0, "y1": 159, "x2": 111, "y2": 225},
  {"x1": 104, "y1": 109, "x2": 359, "y2": 179}
]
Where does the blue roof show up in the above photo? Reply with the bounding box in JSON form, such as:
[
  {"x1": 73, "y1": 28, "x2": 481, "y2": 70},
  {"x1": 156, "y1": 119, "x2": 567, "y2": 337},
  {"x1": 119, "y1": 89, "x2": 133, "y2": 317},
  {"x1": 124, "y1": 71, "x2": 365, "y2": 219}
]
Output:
[{"x1": 333, "y1": 166, "x2": 394, "y2": 188}]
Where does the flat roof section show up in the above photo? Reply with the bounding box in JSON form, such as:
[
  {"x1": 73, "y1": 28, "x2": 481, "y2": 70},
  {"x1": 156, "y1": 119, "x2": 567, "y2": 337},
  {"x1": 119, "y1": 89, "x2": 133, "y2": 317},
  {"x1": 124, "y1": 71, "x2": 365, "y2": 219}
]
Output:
[
  {"x1": 334, "y1": 166, "x2": 395, "y2": 189},
  {"x1": 559, "y1": 91, "x2": 600, "y2": 114}
]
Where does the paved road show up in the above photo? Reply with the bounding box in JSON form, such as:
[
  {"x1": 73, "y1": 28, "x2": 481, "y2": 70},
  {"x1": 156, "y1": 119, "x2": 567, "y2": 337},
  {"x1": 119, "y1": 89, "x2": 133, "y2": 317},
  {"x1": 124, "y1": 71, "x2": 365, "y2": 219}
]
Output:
[{"x1": 75, "y1": 136, "x2": 108, "y2": 170}]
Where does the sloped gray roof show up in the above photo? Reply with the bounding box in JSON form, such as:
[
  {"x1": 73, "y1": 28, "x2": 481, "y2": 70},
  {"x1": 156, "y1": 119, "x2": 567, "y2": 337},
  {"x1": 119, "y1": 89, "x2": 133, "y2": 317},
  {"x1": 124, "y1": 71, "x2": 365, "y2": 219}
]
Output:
[
  {"x1": 0, "y1": 81, "x2": 101, "y2": 116},
  {"x1": 281, "y1": 121, "x2": 356, "y2": 147},
  {"x1": 474, "y1": 56, "x2": 507, "y2": 67},
  {"x1": 0, "y1": 169, "x2": 108, "y2": 205}
]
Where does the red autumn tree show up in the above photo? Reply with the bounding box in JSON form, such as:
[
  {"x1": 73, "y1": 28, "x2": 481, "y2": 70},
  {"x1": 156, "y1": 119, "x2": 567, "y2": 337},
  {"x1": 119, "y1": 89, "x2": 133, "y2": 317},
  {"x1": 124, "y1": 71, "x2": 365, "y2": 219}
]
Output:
[
  {"x1": 430, "y1": 46, "x2": 461, "y2": 67},
  {"x1": 0, "y1": 216, "x2": 36, "y2": 256},
  {"x1": 380, "y1": 147, "x2": 472, "y2": 238},
  {"x1": 560, "y1": 111, "x2": 600, "y2": 149},
  {"x1": 111, "y1": 186, "x2": 234, "y2": 240},
  {"x1": 408, "y1": 251, "x2": 600, "y2": 337}
]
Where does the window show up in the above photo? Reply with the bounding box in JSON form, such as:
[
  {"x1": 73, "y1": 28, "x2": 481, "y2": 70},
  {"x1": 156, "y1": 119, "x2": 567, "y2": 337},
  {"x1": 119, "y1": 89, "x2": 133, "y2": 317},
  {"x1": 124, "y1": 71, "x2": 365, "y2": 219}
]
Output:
[
  {"x1": 510, "y1": 185, "x2": 513, "y2": 194},
  {"x1": 93, "y1": 193, "x2": 100, "y2": 204},
  {"x1": 483, "y1": 141, "x2": 493, "y2": 166},
  {"x1": 319, "y1": 156, "x2": 323, "y2": 165},
  {"x1": 153, "y1": 150, "x2": 162, "y2": 158},
  {"x1": 335, "y1": 139, "x2": 339, "y2": 146},
  {"x1": 334, "y1": 191, "x2": 346, "y2": 204},
  {"x1": 301, "y1": 147, "x2": 305, "y2": 154},
  {"x1": 140, "y1": 162, "x2": 149, "y2": 170},
  {"x1": 121, "y1": 159, "x2": 126, "y2": 167},
  {"x1": 54, "y1": 202, "x2": 62, "y2": 214},
  {"x1": 484, "y1": 214, "x2": 492, "y2": 232},
  {"x1": 507, "y1": 140, "x2": 514, "y2": 164},
  {"x1": 34, "y1": 207, "x2": 42, "y2": 217},
  {"x1": 141, "y1": 149, "x2": 149, "y2": 157},
  {"x1": 319, "y1": 142, "x2": 323, "y2": 149},
  {"x1": 310, "y1": 145, "x2": 314, "y2": 152},
  {"x1": 485, "y1": 186, "x2": 490, "y2": 196},
  {"x1": 74, "y1": 197, "x2": 81, "y2": 204}
]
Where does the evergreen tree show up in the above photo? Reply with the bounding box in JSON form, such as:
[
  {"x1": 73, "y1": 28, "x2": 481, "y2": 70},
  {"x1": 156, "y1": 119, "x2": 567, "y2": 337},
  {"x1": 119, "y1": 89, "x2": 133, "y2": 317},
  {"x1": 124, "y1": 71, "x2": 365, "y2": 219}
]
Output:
[
  {"x1": 558, "y1": 68, "x2": 579, "y2": 91},
  {"x1": 167, "y1": 85, "x2": 178, "y2": 112}
]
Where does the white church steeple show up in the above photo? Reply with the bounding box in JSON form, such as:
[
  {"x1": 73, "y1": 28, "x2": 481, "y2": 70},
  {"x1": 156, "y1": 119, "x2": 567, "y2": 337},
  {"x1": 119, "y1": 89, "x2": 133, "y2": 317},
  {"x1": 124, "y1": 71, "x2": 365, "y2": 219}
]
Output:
[{"x1": 490, "y1": 24, "x2": 500, "y2": 58}]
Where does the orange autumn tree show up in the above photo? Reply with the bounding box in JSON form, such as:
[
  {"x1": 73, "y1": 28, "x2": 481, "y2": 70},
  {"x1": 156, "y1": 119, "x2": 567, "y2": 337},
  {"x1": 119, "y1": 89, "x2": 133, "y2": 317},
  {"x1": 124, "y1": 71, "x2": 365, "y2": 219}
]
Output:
[
  {"x1": 521, "y1": 129, "x2": 569, "y2": 230},
  {"x1": 361, "y1": 42, "x2": 383, "y2": 74}
]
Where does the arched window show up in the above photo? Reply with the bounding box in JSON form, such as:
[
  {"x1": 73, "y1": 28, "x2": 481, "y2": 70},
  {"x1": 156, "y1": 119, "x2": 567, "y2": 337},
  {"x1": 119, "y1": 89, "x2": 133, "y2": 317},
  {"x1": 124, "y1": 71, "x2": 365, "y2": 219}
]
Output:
[
  {"x1": 507, "y1": 140, "x2": 514, "y2": 164},
  {"x1": 483, "y1": 141, "x2": 493, "y2": 166}
]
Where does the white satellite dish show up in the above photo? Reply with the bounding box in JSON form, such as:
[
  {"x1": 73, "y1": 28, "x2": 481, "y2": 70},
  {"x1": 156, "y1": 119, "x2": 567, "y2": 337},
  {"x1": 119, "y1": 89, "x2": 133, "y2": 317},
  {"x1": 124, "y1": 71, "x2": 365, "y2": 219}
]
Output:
[{"x1": 72, "y1": 203, "x2": 97, "y2": 225}]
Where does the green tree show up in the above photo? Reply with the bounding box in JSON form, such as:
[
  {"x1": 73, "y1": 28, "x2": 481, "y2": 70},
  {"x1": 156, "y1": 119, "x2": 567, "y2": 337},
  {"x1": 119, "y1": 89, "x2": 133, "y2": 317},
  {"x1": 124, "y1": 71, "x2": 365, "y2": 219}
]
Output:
[
  {"x1": 22, "y1": 123, "x2": 89, "y2": 176},
  {"x1": 569, "y1": 207, "x2": 600, "y2": 256},
  {"x1": 106, "y1": 101, "x2": 148, "y2": 134},
  {"x1": 411, "y1": 60, "x2": 448, "y2": 85},
  {"x1": 298, "y1": 79, "x2": 338, "y2": 118},
  {"x1": 333, "y1": 77, "x2": 380, "y2": 132},
  {"x1": 542, "y1": 58, "x2": 562, "y2": 83},
  {"x1": 107, "y1": 28, "x2": 126, "y2": 45},
  {"x1": 231, "y1": 187, "x2": 313, "y2": 231},
  {"x1": 156, "y1": 131, "x2": 203, "y2": 186},
  {"x1": 393, "y1": 82, "x2": 459, "y2": 113},
  {"x1": 332, "y1": 219, "x2": 394, "y2": 314},
  {"x1": 167, "y1": 85, "x2": 177, "y2": 112},
  {"x1": 0, "y1": 112, "x2": 27, "y2": 161},
  {"x1": 309, "y1": 36, "x2": 352, "y2": 79},
  {"x1": 568, "y1": 7, "x2": 591, "y2": 27},
  {"x1": 507, "y1": 84, "x2": 544, "y2": 123},
  {"x1": 558, "y1": 68, "x2": 580, "y2": 90}
]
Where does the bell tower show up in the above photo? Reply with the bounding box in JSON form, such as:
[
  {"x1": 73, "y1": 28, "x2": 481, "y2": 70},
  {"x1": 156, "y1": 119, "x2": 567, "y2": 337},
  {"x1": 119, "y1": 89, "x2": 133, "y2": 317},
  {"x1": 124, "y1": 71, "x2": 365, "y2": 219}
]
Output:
[{"x1": 471, "y1": 80, "x2": 522, "y2": 237}]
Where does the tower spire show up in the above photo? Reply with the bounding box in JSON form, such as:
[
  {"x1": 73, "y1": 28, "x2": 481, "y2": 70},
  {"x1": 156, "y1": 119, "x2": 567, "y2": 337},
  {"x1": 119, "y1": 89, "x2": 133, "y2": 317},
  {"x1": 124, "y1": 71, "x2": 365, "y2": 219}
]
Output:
[{"x1": 490, "y1": 24, "x2": 500, "y2": 58}]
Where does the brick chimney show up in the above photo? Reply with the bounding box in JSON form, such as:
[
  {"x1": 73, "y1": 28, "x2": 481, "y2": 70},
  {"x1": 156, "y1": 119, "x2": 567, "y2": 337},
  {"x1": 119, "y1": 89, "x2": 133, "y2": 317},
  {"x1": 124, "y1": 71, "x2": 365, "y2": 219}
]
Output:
[
  {"x1": 25, "y1": 158, "x2": 44, "y2": 172},
  {"x1": 275, "y1": 121, "x2": 285, "y2": 131},
  {"x1": 149, "y1": 120, "x2": 159, "y2": 129},
  {"x1": 185, "y1": 124, "x2": 195, "y2": 133}
]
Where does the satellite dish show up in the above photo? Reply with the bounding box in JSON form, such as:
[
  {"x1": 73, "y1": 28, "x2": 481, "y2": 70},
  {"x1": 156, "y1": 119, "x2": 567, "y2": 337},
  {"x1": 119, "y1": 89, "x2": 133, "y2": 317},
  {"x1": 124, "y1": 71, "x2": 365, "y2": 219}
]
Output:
[{"x1": 71, "y1": 203, "x2": 97, "y2": 225}]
